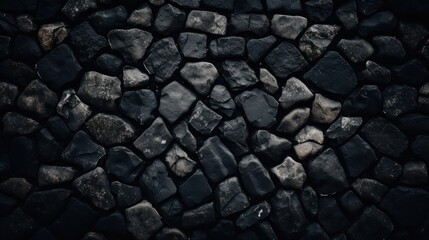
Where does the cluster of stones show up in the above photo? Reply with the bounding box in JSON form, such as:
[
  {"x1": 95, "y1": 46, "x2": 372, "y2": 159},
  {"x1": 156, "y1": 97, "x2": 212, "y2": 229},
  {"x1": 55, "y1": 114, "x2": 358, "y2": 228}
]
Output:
[{"x1": 0, "y1": 0, "x2": 429, "y2": 240}]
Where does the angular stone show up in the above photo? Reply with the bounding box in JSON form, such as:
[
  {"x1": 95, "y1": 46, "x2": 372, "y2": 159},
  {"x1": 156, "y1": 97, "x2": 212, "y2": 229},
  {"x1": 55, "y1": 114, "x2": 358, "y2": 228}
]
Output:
[
  {"x1": 221, "y1": 60, "x2": 258, "y2": 91},
  {"x1": 358, "y1": 60, "x2": 391, "y2": 84},
  {"x1": 165, "y1": 144, "x2": 196, "y2": 178},
  {"x1": 294, "y1": 142, "x2": 323, "y2": 160},
  {"x1": 236, "y1": 201, "x2": 271, "y2": 229},
  {"x1": 411, "y1": 135, "x2": 429, "y2": 162},
  {"x1": 38, "y1": 165, "x2": 77, "y2": 186},
  {"x1": 391, "y1": 59, "x2": 429, "y2": 87},
  {"x1": 57, "y1": 89, "x2": 92, "y2": 131},
  {"x1": 122, "y1": 66, "x2": 149, "y2": 88},
  {"x1": 127, "y1": 3, "x2": 152, "y2": 27},
  {"x1": 343, "y1": 85, "x2": 382, "y2": 116},
  {"x1": 339, "y1": 135, "x2": 377, "y2": 177},
  {"x1": 307, "y1": 148, "x2": 348, "y2": 195},
  {"x1": 182, "y1": 202, "x2": 216, "y2": 228},
  {"x1": 337, "y1": 38, "x2": 374, "y2": 64},
  {"x1": 186, "y1": 10, "x2": 227, "y2": 35},
  {"x1": 401, "y1": 161, "x2": 428, "y2": 186},
  {"x1": 61, "y1": 0, "x2": 98, "y2": 21},
  {"x1": 154, "y1": 4, "x2": 186, "y2": 35},
  {"x1": 259, "y1": 68, "x2": 279, "y2": 94},
  {"x1": 299, "y1": 186, "x2": 318, "y2": 217},
  {"x1": 0, "y1": 82, "x2": 18, "y2": 109},
  {"x1": 239, "y1": 154, "x2": 275, "y2": 197},
  {"x1": 372, "y1": 35, "x2": 406, "y2": 61},
  {"x1": 383, "y1": 84, "x2": 417, "y2": 118},
  {"x1": 108, "y1": 28, "x2": 153, "y2": 63},
  {"x1": 271, "y1": 15, "x2": 307, "y2": 40},
  {"x1": 230, "y1": 14, "x2": 270, "y2": 36},
  {"x1": 180, "y1": 62, "x2": 218, "y2": 95},
  {"x1": 271, "y1": 157, "x2": 306, "y2": 189},
  {"x1": 105, "y1": 146, "x2": 144, "y2": 184},
  {"x1": 279, "y1": 77, "x2": 313, "y2": 109},
  {"x1": 126, "y1": 201, "x2": 163, "y2": 240},
  {"x1": 300, "y1": 24, "x2": 340, "y2": 61},
  {"x1": 247, "y1": 35, "x2": 277, "y2": 63},
  {"x1": 86, "y1": 113, "x2": 136, "y2": 146},
  {"x1": 373, "y1": 157, "x2": 402, "y2": 184},
  {"x1": 133, "y1": 117, "x2": 173, "y2": 159},
  {"x1": 0, "y1": 178, "x2": 33, "y2": 200},
  {"x1": 172, "y1": 121, "x2": 197, "y2": 152},
  {"x1": 215, "y1": 177, "x2": 249, "y2": 217},
  {"x1": 69, "y1": 22, "x2": 107, "y2": 62},
  {"x1": 94, "y1": 212, "x2": 128, "y2": 235},
  {"x1": 347, "y1": 206, "x2": 393, "y2": 240},
  {"x1": 209, "y1": 85, "x2": 236, "y2": 117},
  {"x1": 295, "y1": 125, "x2": 324, "y2": 144},
  {"x1": 304, "y1": 51, "x2": 357, "y2": 95},
  {"x1": 318, "y1": 197, "x2": 350, "y2": 234},
  {"x1": 143, "y1": 37, "x2": 181, "y2": 83},
  {"x1": 335, "y1": 0, "x2": 358, "y2": 30},
  {"x1": 219, "y1": 117, "x2": 249, "y2": 156},
  {"x1": 36, "y1": 44, "x2": 82, "y2": 90},
  {"x1": 89, "y1": 6, "x2": 128, "y2": 34},
  {"x1": 73, "y1": 167, "x2": 115, "y2": 210},
  {"x1": 338, "y1": 190, "x2": 364, "y2": 217},
  {"x1": 197, "y1": 136, "x2": 237, "y2": 183},
  {"x1": 179, "y1": 169, "x2": 212, "y2": 207},
  {"x1": 265, "y1": 41, "x2": 308, "y2": 78},
  {"x1": 359, "y1": 11, "x2": 397, "y2": 36},
  {"x1": 235, "y1": 88, "x2": 278, "y2": 128},
  {"x1": 304, "y1": 0, "x2": 333, "y2": 22},
  {"x1": 361, "y1": 117, "x2": 408, "y2": 157},
  {"x1": 38, "y1": 22, "x2": 68, "y2": 51},
  {"x1": 311, "y1": 94, "x2": 341, "y2": 124},
  {"x1": 2, "y1": 112, "x2": 41, "y2": 136},
  {"x1": 22, "y1": 189, "x2": 71, "y2": 222},
  {"x1": 16, "y1": 80, "x2": 57, "y2": 119},
  {"x1": 119, "y1": 89, "x2": 157, "y2": 125},
  {"x1": 352, "y1": 178, "x2": 388, "y2": 203},
  {"x1": 209, "y1": 36, "x2": 245, "y2": 58},
  {"x1": 111, "y1": 181, "x2": 142, "y2": 208},
  {"x1": 189, "y1": 101, "x2": 222, "y2": 135},
  {"x1": 252, "y1": 130, "x2": 292, "y2": 165},
  {"x1": 139, "y1": 160, "x2": 177, "y2": 203},
  {"x1": 178, "y1": 32, "x2": 207, "y2": 59},
  {"x1": 62, "y1": 131, "x2": 105, "y2": 171},
  {"x1": 277, "y1": 107, "x2": 310, "y2": 133},
  {"x1": 95, "y1": 53, "x2": 123, "y2": 76}
]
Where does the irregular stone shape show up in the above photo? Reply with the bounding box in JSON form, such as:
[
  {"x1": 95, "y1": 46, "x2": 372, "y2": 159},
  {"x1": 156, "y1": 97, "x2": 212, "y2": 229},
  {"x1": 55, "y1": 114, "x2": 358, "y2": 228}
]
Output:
[
  {"x1": 299, "y1": 186, "x2": 318, "y2": 217},
  {"x1": 126, "y1": 201, "x2": 163, "y2": 240},
  {"x1": 266, "y1": 0, "x2": 302, "y2": 12},
  {"x1": 337, "y1": 38, "x2": 374, "y2": 64},
  {"x1": 318, "y1": 197, "x2": 350, "y2": 234},
  {"x1": 383, "y1": 84, "x2": 417, "y2": 118},
  {"x1": 294, "y1": 142, "x2": 323, "y2": 160},
  {"x1": 343, "y1": 85, "x2": 382, "y2": 116},
  {"x1": 201, "y1": 0, "x2": 234, "y2": 11},
  {"x1": 171, "y1": 0, "x2": 199, "y2": 7},
  {"x1": 178, "y1": 32, "x2": 207, "y2": 59},
  {"x1": 398, "y1": 21, "x2": 429, "y2": 50},
  {"x1": 22, "y1": 189, "x2": 71, "y2": 222},
  {"x1": 304, "y1": 51, "x2": 357, "y2": 95},
  {"x1": 88, "y1": 6, "x2": 128, "y2": 34},
  {"x1": 259, "y1": 68, "x2": 279, "y2": 94},
  {"x1": 335, "y1": 0, "x2": 358, "y2": 30},
  {"x1": 252, "y1": 130, "x2": 292, "y2": 164},
  {"x1": 352, "y1": 178, "x2": 388, "y2": 203},
  {"x1": 372, "y1": 36, "x2": 406, "y2": 61},
  {"x1": 69, "y1": 22, "x2": 107, "y2": 62},
  {"x1": 359, "y1": 11, "x2": 397, "y2": 36},
  {"x1": 271, "y1": 157, "x2": 306, "y2": 189},
  {"x1": 358, "y1": 60, "x2": 391, "y2": 84},
  {"x1": 86, "y1": 114, "x2": 136, "y2": 146},
  {"x1": 299, "y1": 24, "x2": 340, "y2": 61},
  {"x1": 326, "y1": 117, "x2": 363, "y2": 146},
  {"x1": 139, "y1": 160, "x2": 177, "y2": 203},
  {"x1": 36, "y1": 44, "x2": 82, "y2": 90},
  {"x1": 122, "y1": 66, "x2": 150, "y2": 88},
  {"x1": 311, "y1": 94, "x2": 341, "y2": 124},
  {"x1": 347, "y1": 206, "x2": 393, "y2": 240},
  {"x1": 373, "y1": 157, "x2": 402, "y2": 184},
  {"x1": 339, "y1": 135, "x2": 377, "y2": 177},
  {"x1": 186, "y1": 10, "x2": 227, "y2": 35},
  {"x1": 180, "y1": 62, "x2": 218, "y2": 95},
  {"x1": 270, "y1": 189, "x2": 307, "y2": 236},
  {"x1": 8, "y1": 136, "x2": 39, "y2": 178},
  {"x1": 209, "y1": 85, "x2": 236, "y2": 117},
  {"x1": 62, "y1": 131, "x2": 105, "y2": 171},
  {"x1": 271, "y1": 15, "x2": 307, "y2": 40},
  {"x1": 295, "y1": 125, "x2": 324, "y2": 144},
  {"x1": 57, "y1": 89, "x2": 92, "y2": 131},
  {"x1": 95, "y1": 53, "x2": 123, "y2": 75},
  {"x1": 215, "y1": 177, "x2": 249, "y2": 217},
  {"x1": 401, "y1": 161, "x2": 428, "y2": 186},
  {"x1": 143, "y1": 37, "x2": 181, "y2": 83},
  {"x1": 111, "y1": 181, "x2": 142, "y2": 208},
  {"x1": 235, "y1": 89, "x2": 278, "y2": 128},
  {"x1": 61, "y1": 0, "x2": 98, "y2": 21},
  {"x1": 154, "y1": 4, "x2": 186, "y2": 35},
  {"x1": 189, "y1": 101, "x2": 222, "y2": 135},
  {"x1": 108, "y1": 28, "x2": 153, "y2": 63},
  {"x1": 221, "y1": 60, "x2": 258, "y2": 91},
  {"x1": 0, "y1": 82, "x2": 18, "y2": 109},
  {"x1": 307, "y1": 148, "x2": 349, "y2": 195},
  {"x1": 182, "y1": 202, "x2": 216, "y2": 228},
  {"x1": 159, "y1": 197, "x2": 184, "y2": 225},
  {"x1": 239, "y1": 154, "x2": 275, "y2": 197},
  {"x1": 119, "y1": 89, "x2": 157, "y2": 125},
  {"x1": 230, "y1": 14, "x2": 270, "y2": 36},
  {"x1": 304, "y1": 0, "x2": 333, "y2": 22},
  {"x1": 412, "y1": 135, "x2": 429, "y2": 162},
  {"x1": 197, "y1": 136, "x2": 237, "y2": 183},
  {"x1": 179, "y1": 169, "x2": 212, "y2": 207},
  {"x1": 94, "y1": 211, "x2": 127, "y2": 235},
  {"x1": 36, "y1": 129, "x2": 61, "y2": 163},
  {"x1": 133, "y1": 117, "x2": 173, "y2": 159},
  {"x1": 172, "y1": 121, "x2": 197, "y2": 152},
  {"x1": 165, "y1": 144, "x2": 197, "y2": 178},
  {"x1": 279, "y1": 77, "x2": 313, "y2": 109},
  {"x1": 0, "y1": 178, "x2": 33, "y2": 200},
  {"x1": 38, "y1": 165, "x2": 77, "y2": 186},
  {"x1": 247, "y1": 36, "x2": 277, "y2": 63},
  {"x1": 73, "y1": 167, "x2": 115, "y2": 210},
  {"x1": 236, "y1": 201, "x2": 271, "y2": 229},
  {"x1": 0, "y1": 59, "x2": 36, "y2": 87},
  {"x1": 338, "y1": 190, "x2": 364, "y2": 217},
  {"x1": 11, "y1": 34, "x2": 41, "y2": 61},
  {"x1": 391, "y1": 59, "x2": 429, "y2": 87},
  {"x1": 265, "y1": 41, "x2": 308, "y2": 78},
  {"x1": 301, "y1": 223, "x2": 329, "y2": 240},
  {"x1": 38, "y1": 22, "x2": 68, "y2": 51},
  {"x1": 360, "y1": 117, "x2": 408, "y2": 157},
  {"x1": 381, "y1": 186, "x2": 429, "y2": 227},
  {"x1": 2, "y1": 112, "x2": 40, "y2": 136},
  {"x1": 16, "y1": 80, "x2": 57, "y2": 119},
  {"x1": 209, "y1": 36, "x2": 245, "y2": 58},
  {"x1": 277, "y1": 108, "x2": 310, "y2": 133},
  {"x1": 127, "y1": 3, "x2": 152, "y2": 27},
  {"x1": 105, "y1": 146, "x2": 144, "y2": 184},
  {"x1": 219, "y1": 117, "x2": 249, "y2": 156}
]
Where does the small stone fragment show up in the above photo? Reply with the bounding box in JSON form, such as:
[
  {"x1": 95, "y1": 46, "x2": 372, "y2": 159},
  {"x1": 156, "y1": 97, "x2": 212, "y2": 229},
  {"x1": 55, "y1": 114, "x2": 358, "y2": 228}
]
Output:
[
  {"x1": 133, "y1": 117, "x2": 173, "y2": 159},
  {"x1": 271, "y1": 157, "x2": 306, "y2": 189},
  {"x1": 294, "y1": 141, "x2": 323, "y2": 160},
  {"x1": 300, "y1": 24, "x2": 340, "y2": 61},
  {"x1": 358, "y1": 60, "x2": 391, "y2": 84},
  {"x1": 57, "y1": 89, "x2": 91, "y2": 131},
  {"x1": 279, "y1": 77, "x2": 313, "y2": 109},
  {"x1": 186, "y1": 10, "x2": 227, "y2": 35},
  {"x1": 311, "y1": 94, "x2": 341, "y2": 124},
  {"x1": 127, "y1": 3, "x2": 152, "y2": 28},
  {"x1": 383, "y1": 84, "x2": 417, "y2": 118},
  {"x1": 165, "y1": 144, "x2": 197, "y2": 178},
  {"x1": 38, "y1": 22, "x2": 68, "y2": 51},
  {"x1": 139, "y1": 160, "x2": 177, "y2": 203},
  {"x1": 209, "y1": 85, "x2": 236, "y2": 117},
  {"x1": 299, "y1": 186, "x2": 318, "y2": 217},
  {"x1": 172, "y1": 121, "x2": 197, "y2": 152},
  {"x1": 325, "y1": 117, "x2": 363, "y2": 146},
  {"x1": 259, "y1": 68, "x2": 279, "y2": 94},
  {"x1": 122, "y1": 66, "x2": 150, "y2": 88},
  {"x1": 189, "y1": 101, "x2": 222, "y2": 135},
  {"x1": 271, "y1": 15, "x2": 307, "y2": 40}
]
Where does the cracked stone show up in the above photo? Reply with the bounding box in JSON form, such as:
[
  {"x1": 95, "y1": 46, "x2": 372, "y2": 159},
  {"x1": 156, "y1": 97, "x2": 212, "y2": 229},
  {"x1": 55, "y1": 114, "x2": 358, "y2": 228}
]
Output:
[
  {"x1": 122, "y1": 66, "x2": 150, "y2": 88},
  {"x1": 221, "y1": 60, "x2": 258, "y2": 91},
  {"x1": 279, "y1": 77, "x2": 313, "y2": 110},
  {"x1": 209, "y1": 36, "x2": 245, "y2": 58},
  {"x1": 126, "y1": 201, "x2": 163, "y2": 240},
  {"x1": 271, "y1": 15, "x2": 307, "y2": 40},
  {"x1": 178, "y1": 32, "x2": 207, "y2": 59},
  {"x1": 277, "y1": 107, "x2": 310, "y2": 134},
  {"x1": 259, "y1": 68, "x2": 279, "y2": 94},
  {"x1": 154, "y1": 4, "x2": 186, "y2": 35},
  {"x1": 215, "y1": 177, "x2": 249, "y2": 217},
  {"x1": 311, "y1": 94, "x2": 341, "y2": 124},
  {"x1": 265, "y1": 41, "x2": 308, "y2": 78},
  {"x1": 247, "y1": 35, "x2": 277, "y2": 63},
  {"x1": 57, "y1": 89, "x2": 91, "y2": 131},
  {"x1": 252, "y1": 130, "x2": 292, "y2": 165},
  {"x1": 165, "y1": 144, "x2": 197, "y2": 178},
  {"x1": 209, "y1": 85, "x2": 236, "y2": 117},
  {"x1": 189, "y1": 101, "x2": 222, "y2": 135},
  {"x1": 271, "y1": 157, "x2": 306, "y2": 189},
  {"x1": 219, "y1": 116, "x2": 249, "y2": 156},
  {"x1": 172, "y1": 121, "x2": 197, "y2": 153},
  {"x1": 230, "y1": 14, "x2": 270, "y2": 36},
  {"x1": 236, "y1": 201, "x2": 271, "y2": 229},
  {"x1": 38, "y1": 22, "x2": 68, "y2": 51},
  {"x1": 325, "y1": 117, "x2": 363, "y2": 146},
  {"x1": 179, "y1": 169, "x2": 212, "y2": 207}
]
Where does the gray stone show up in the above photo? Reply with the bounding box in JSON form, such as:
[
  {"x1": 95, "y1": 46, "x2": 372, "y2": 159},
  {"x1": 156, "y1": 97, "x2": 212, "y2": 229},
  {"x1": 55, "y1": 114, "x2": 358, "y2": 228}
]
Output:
[
  {"x1": 209, "y1": 85, "x2": 236, "y2": 117},
  {"x1": 335, "y1": 0, "x2": 358, "y2": 30},
  {"x1": 133, "y1": 117, "x2": 173, "y2": 159},
  {"x1": 172, "y1": 121, "x2": 197, "y2": 152},
  {"x1": 186, "y1": 10, "x2": 227, "y2": 35},
  {"x1": 61, "y1": 0, "x2": 98, "y2": 21},
  {"x1": 178, "y1": 32, "x2": 207, "y2": 59},
  {"x1": 126, "y1": 201, "x2": 163, "y2": 240},
  {"x1": 215, "y1": 177, "x2": 249, "y2": 217},
  {"x1": 154, "y1": 4, "x2": 186, "y2": 35},
  {"x1": 108, "y1": 28, "x2": 153, "y2": 63},
  {"x1": 337, "y1": 38, "x2": 374, "y2": 64},
  {"x1": 189, "y1": 101, "x2": 222, "y2": 135},
  {"x1": 119, "y1": 89, "x2": 157, "y2": 125},
  {"x1": 139, "y1": 160, "x2": 177, "y2": 203},
  {"x1": 230, "y1": 14, "x2": 270, "y2": 36},
  {"x1": 271, "y1": 157, "x2": 306, "y2": 189},
  {"x1": 236, "y1": 201, "x2": 271, "y2": 229},
  {"x1": 0, "y1": 82, "x2": 18, "y2": 109},
  {"x1": 259, "y1": 68, "x2": 279, "y2": 94},
  {"x1": 2, "y1": 112, "x2": 40, "y2": 136},
  {"x1": 180, "y1": 62, "x2": 218, "y2": 95},
  {"x1": 221, "y1": 60, "x2": 258, "y2": 91},
  {"x1": 247, "y1": 35, "x2": 277, "y2": 63},
  {"x1": 299, "y1": 24, "x2": 340, "y2": 61},
  {"x1": 279, "y1": 77, "x2": 313, "y2": 109},
  {"x1": 165, "y1": 144, "x2": 197, "y2": 178},
  {"x1": 122, "y1": 66, "x2": 150, "y2": 88},
  {"x1": 294, "y1": 141, "x2": 323, "y2": 160},
  {"x1": 17, "y1": 80, "x2": 58, "y2": 119},
  {"x1": 325, "y1": 117, "x2": 363, "y2": 145},
  {"x1": 295, "y1": 125, "x2": 324, "y2": 144},
  {"x1": 219, "y1": 117, "x2": 249, "y2": 156},
  {"x1": 311, "y1": 94, "x2": 341, "y2": 124},
  {"x1": 277, "y1": 108, "x2": 310, "y2": 133},
  {"x1": 127, "y1": 3, "x2": 152, "y2": 27},
  {"x1": 252, "y1": 130, "x2": 292, "y2": 164},
  {"x1": 159, "y1": 81, "x2": 196, "y2": 124},
  {"x1": 271, "y1": 15, "x2": 307, "y2": 40},
  {"x1": 38, "y1": 165, "x2": 77, "y2": 186},
  {"x1": 57, "y1": 89, "x2": 91, "y2": 131},
  {"x1": 86, "y1": 113, "x2": 136, "y2": 146},
  {"x1": 209, "y1": 36, "x2": 245, "y2": 58}
]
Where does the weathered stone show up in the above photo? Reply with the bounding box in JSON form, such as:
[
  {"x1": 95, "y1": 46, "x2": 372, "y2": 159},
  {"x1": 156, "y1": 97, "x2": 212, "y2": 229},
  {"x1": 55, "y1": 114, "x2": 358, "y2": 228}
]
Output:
[
  {"x1": 311, "y1": 94, "x2": 341, "y2": 124},
  {"x1": 105, "y1": 146, "x2": 144, "y2": 184},
  {"x1": 57, "y1": 89, "x2": 92, "y2": 131},
  {"x1": 133, "y1": 117, "x2": 173, "y2": 159},
  {"x1": 209, "y1": 36, "x2": 245, "y2": 58},
  {"x1": 189, "y1": 101, "x2": 222, "y2": 135},
  {"x1": 154, "y1": 4, "x2": 186, "y2": 35},
  {"x1": 180, "y1": 62, "x2": 218, "y2": 95},
  {"x1": 271, "y1": 157, "x2": 306, "y2": 189},
  {"x1": 122, "y1": 66, "x2": 150, "y2": 88},
  {"x1": 139, "y1": 160, "x2": 177, "y2": 203},
  {"x1": 239, "y1": 154, "x2": 275, "y2": 197},
  {"x1": 69, "y1": 22, "x2": 107, "y2": 62},
  {"x1": 230, "y1": 14, "x2": 270, "y2": 36},
  {"x1": 119, "y1": 89, "x2": 157, "y2": 125},
  {"x1": 127, "y1": 3, "x2": 152, "y2": 28},
  {"x1": 259, "y1": 68, "x2": 279, "y2": 94},
  {"x1": 38, "y1": 22, "x2": 68, "y2": 51},
  {"x1": 304, "y1": 0, "x2": 333, "y2": 22},
  {"x1": 178, "y1": 32, "x2": 207, "y2": 59},
  {"x1": 337, "y1": 38, "x2": 374, "y2": 63},
  {"x1": 252, "y1": 130, "x2": 292, "y2": 164},
  {"x1": 235, "y1": 89, "x2": 278, "y2": 128},
  {"x1": 279, "y1": 77, "x2": 313, "y2": 109},
  {"x1": 277, "y1": 108, "x2": 310, "y2": 133},
  {"x1": 271, "y1": 15, "x2": 307, "y2": 40},
  {"x1": 215, "y1": 177, "x2": 249, "y2": 217},
  {"x1": 221, "y1": 60, "x2": 258, "y2": 91},
  {"x1": 126, "y1": 201, "x2": 163, "y2": 240},
  {"x1": 265, "y1": 41, "x2": 308, "y2": 78},
  {"x1": 108, "y1": 28, "x2": 153, "y2": 63},
  {"x1": 209, "y1": 85, "x2": 236, "y2": 117},
  {"x1": 247, "y1": 35, "x2": 277, "y2": 63},
  {"x1": 300, "y1": 24, "x2": 340, "y2": 61},
  {"x1": 38, "y1": 165, "x2": 77, "y2": 186},
  {"x1": 165, "y1": 144, "x2": 197, "y2": 178},
  {"x1": 2, "y1": 112, "x2": 40, "y2": 136},
  {"x1": 236, "y1": 201, "x2": 271, "y2": 229},
  {"x1": 172, "y1": 121, "x2": 197, "y2": 152},
  {"x1": 186, "y1": 10, "x2": 227, "y2": 35}
]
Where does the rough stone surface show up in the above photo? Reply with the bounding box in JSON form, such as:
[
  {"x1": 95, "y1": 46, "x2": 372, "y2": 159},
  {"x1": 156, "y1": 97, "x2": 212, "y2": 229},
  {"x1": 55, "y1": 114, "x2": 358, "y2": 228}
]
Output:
[
  {"x1": 235, "y1": 89, "x2": 278, "y2": 128},
  {"x1": 186, "y1": 10, "x2": 227, "y2": 35},
  {"x1": 133, "y1": 117, "x2": 173, "y2": 159},
  {"x1": 265, "y1": 41, "x2": 308, "y2": 78},
  {"x1": 159, "y1": 81, "x2": 196, "y2": 124},
  {"x1": 180, "y1": 62, "x2": 218, "y2": 95},
  {"x1": 126, "y1": 201, "x2": 163, "y2": 240},
  {"x1": 86, "y1": 113, "x2": 136, "y2": 146},
  {"x1": 221, "y1": 60, "x2": 258, "y2": 91},
  {"x1": 271, "y1": 157, "x2": 306, "y2": 189},
  {"x1": 108, "y1": 28, "x2": 153, "y2": 63},
  {"x1": 299, "y1": 24, "x2": 340, "y2": 61}
]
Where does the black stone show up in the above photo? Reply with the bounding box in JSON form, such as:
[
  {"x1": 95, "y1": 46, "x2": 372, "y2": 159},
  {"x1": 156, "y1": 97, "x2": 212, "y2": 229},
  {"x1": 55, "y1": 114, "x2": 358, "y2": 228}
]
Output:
[
  {"x1": 0, "y1": 0, "x2": 37, "y2": 12},
  {"x1": 299, "y1": 186, "x2": 318, "y2": 217},
  {"x1": 133, "y1": 117, "x2": 173, "y2": 159},
  {"x1": 189, "y1": 101, "x2": 222, "y2": 135},
  {"x1": 156, "y1": 227, "x2": 187, "y2": 240},
  {"x1": 265, "y1": 41, "x2": 307, "y2": 78},
  {"x1": 252, "y1": 130, "x2": 292, "y2": 165},
  {"x1": 391, "y1": 59, "x2": 429, "y2": 87},
  {"x1": 105, "y1": 146, "x2": 144, "y2": 184},
  {"x1": 36, "y1": 129, "x2": 62, "y2": 163},
  {"x1": 209, "y1": 85, "x2": 236, "y2": 117},
  {"x1": 373, "y1": 157, "x2": 402, "y2": 184},
  {"x1": 411, "y1": 135, "x2": 429, "y2": 162},
  {"x1": 247, "y1": 35, "x2": 277, "y2": 62},
  {"x1": 304, "y1": 0, "x2": 333, "y2": 22},
  {"x1": 337, "y1": 38, "x2": 374, "y2": 64},
  {"x1": 10, "y1": 137, "x2": 39, "y2": 178},
  {"x1": 172, "y1": 121, "x2": 197, "y2": 152},
  {"x1": 0, "y1": 177, "x2": 33, "y2": 200},
  {"x1": 69, "y1": 22, "x2": 107, "y2": 62},
  {"x1": 234, "y1": 0, "x2": 263, "y2": 13},
  {"x1": 61, "y1": 0, "x2": 98, "y2": 21},
  {"x1": 178, "y1": 32, "x2": 207, "y2": 59},
  {"x1": 339, "y1": 135, "x2": 377, "y2": 177},
  {"x1": 85, "y1": 113, "x2": 136, "y2": 146},
  {"x1": 401, "y1": 161, "x2": 428, "y2": 186},
  {"x1": 159, "y1": 81, "x2": 196, "y2": 124},
  {"x1": 36, "y1": 44, "x2": 82, "y2": 90},
  {"x1": 186, "y1": 10, "x2": 227, "y2": 35},
  {"x1": 236, "y1": 201, "x2": 271, "y2": 229},
  {"x1": 165, "y1": 144, "x2": 197, "y2": 178},
  {"x1": 0, "y1": 192, "x2": 16, "y2": 215},
  {"x1": 239, "y1": 154, "x2": 275, "y2": 197},
  {"x1": 119, "y1": 89, "x2": 157, "y2": 125},
  {"x1": 57, "y1": 89, "x2": 92, "y2": 132},
  {"x1": 221, "y1": 60, "x2": 258, "y2": 90},
  {"x1": 95, "y1": 53, "x2": 123, "y2": 76},
  {"x1": 215, "y1": 177, "x2": 249, "y2": 217},
  {"x1": 267, "y1": 0, "x2": 302, "y2": 13},
  {"x1": 352, "y1": 178, "x2": 388, "y2": 203},
  {"x1": 372, "y1": 36, "x2": 406, "y2": 61},
  {"x1": 139, "y1": 160, "x2": 177, "y2": 203},
  {"x1": 201, "y1": 0, "x2": 234, "y2": 11},
  {"x1": 11, "y1": 34, "x2": 41, "y2": 62},
  {"x1": 94, "y1": 212, "x2": 128, "y2": 235},
  {"x1": 2, "y1": 112, "x2": 41, "y2": 136},
  {"x1": 125, "y1": 200, "x2": 163, "y2": 240},
  {"x1": 256, "y1": 222, "x2": 278, "y2": 240},
  {"x1": 197, "y1": 136, "x2": 237, "y2": 183},
  {"x1": 318, "y1": 197, "x2": 350, "y2": 234},
  {"x1": 0, "y1": 36, "x2": 10, "y2": 59},
  {"x1": 17, "y1": 80, "x2": 57, "y2": 119},
  {"x1": 209, "y1": 220, "x2": 236, "y2": 239},
  {"x1": 342, "y1": 85, "x2": 382, "y2": 116},
  {"x1": 301, "y1": 223, "x2": 329, "y2": 240},
  {"x1": 38, "y1": 165, "x2": 76, "y2": 186},
  {"x1": 398, "y1": 21, "x2": 429, "y2": 50},
  {"x1": 0, "y1": 13, "x2": 18, "y2": 36},
  {"x1": 154, "y1": 4, "x2": 186, "y2": 35},
  {"x1": 358, "y1": 60, "x2": 391, "y2": 84},
  {"x1": 383, "y1": 84, "x2": 417, "y2": 118},
  {"x1": 0, "y1": 208, "x2": 38, "y2": 240},
  {"x1": 22, "y1": 189, "x2": 71, "y2": 223},
  {"x1": 111, "y1": 181, "x2": 142, "y2": 208},
  {"x1": 180, "y1": 62, "x2": 218, "y2": 95},
  {"x1": 304, "y1": 51, "x2": 357, "y2": 95},
  {"x1": 108, "y1": 28, "x2": 153, "y2": 63},
  {"x1": 359, "y1": 11, "x2": 397, "y2": 36},
  {"x1": 347, "y1": 206, "x2": 393, "y2": 240},
  {"x1": 159, "y1": 197, "x2": 184, "y2": 225},
  {"x1": 335, "y1": 0, "x2": 358, "y2": 30},
  {"x1": 325, "y1": 117, "x2": 363, "y2": 146},
  {"x1": 31, "y1": 228, "x2": 56, "y2": 240},
  {"x1": 229, "y1": 14, "x2": 270, "y2": 36},
  {"x1": 89, "y1": 6, "x2": 128, "y2": 34},
  {"x1": 182, "y1": 202, "x2": 216, "y2": 228},
  {"x1": 219, "y1": 117, "x2": 249, "y2": 156},
  {"x1": 209, "y1": 36, "x2": 245, "y2": 58},
  {"x1": 338, "y1": 190, "x2": 364, "y2": 217},
  {"x1": 179, "y1": 169, "x2": 212, "y2": 207},
  {"x1": 0, "y1": 60, "x2": 35, "y2": 87}
]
